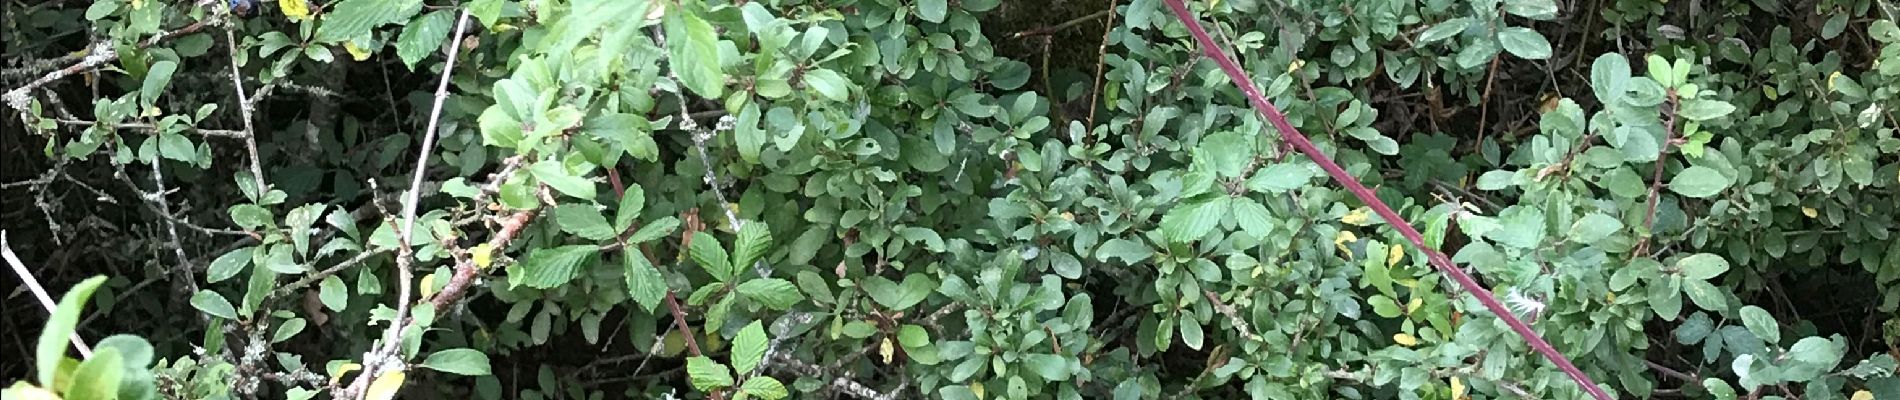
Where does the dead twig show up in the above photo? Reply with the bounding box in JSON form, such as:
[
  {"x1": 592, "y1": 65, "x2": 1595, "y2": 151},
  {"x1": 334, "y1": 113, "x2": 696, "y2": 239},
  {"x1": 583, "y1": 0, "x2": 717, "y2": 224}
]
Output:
[{"x1": 1, "y1": 231, "x2": 95, "y2": 357}]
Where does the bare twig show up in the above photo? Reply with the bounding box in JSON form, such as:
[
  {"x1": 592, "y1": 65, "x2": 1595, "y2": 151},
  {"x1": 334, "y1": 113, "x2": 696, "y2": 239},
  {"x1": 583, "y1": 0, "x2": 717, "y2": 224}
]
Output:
[
  {"x1": 1085, "y1": 0, "x2": 1119, "y2": 129},
  {"x1": 340, "y1": 9, "x2": 475, "y2": 400},
  {"x1": 272, "y1": 248, "x2": 394, "y2": 298},
  {"x1": 48, "y1": 119, "x2": 249, "y2": 138},
  {"x1": 1635, "y1": 92, "x2": 1682, "y2": 256},
  {"x1": 1010, "y1": 9, "x2": 1114, "y2": 38},
  {"x1": 1, "y1": 231, "x2": 95, "y2": 358},
  {"x1": 223, "y1": 24, "x2": 266, "y2": 193},
  {"x1": 3, "y1": 18, "x2": 217, "y2": 111},
  {"x1": 770, "y1": 353, "x2": 898, "y2": 400}
]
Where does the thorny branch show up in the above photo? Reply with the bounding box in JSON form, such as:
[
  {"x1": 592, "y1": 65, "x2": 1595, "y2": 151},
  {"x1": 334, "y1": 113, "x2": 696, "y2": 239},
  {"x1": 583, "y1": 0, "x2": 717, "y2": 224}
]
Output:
[{"x1": 3, "y1": 16, "x2": 218, "y2": 112}]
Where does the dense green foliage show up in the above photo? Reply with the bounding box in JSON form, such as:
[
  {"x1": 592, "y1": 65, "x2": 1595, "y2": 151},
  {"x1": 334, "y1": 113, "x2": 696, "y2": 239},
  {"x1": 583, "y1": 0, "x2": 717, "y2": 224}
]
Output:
[{"x1": 3, "y1": 0, "x2": 1899, "y2": 399}]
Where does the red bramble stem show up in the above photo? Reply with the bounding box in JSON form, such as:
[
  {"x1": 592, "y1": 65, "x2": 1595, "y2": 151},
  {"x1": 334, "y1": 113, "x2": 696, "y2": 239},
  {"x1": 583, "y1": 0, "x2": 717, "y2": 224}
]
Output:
[{"x1": 1159, "y1": 1, "x2": 1615, "y2": 399}]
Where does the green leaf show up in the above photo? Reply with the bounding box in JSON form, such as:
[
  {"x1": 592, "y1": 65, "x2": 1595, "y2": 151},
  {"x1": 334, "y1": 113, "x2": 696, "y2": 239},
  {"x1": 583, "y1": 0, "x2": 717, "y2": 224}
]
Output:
[
  {"x1": 1418, "y1": 18, "x2": 1470, "y2": 43},
  {"x1": 733, "y1": 222, "x2": 773, "y2": 271},
  {"x1": 320, "y1": 275, "x2": 349, "y2": 311},
  {"x1": 686, "y1": 356, "x2": 734, "y2": 391},
  {"x1": 286, "y1": 204, "x2": 326, "y2": 256},
  {"x1": 1230, "y1": 198, "x2": 1274, "y2": 239},
  {"x1": 802, "y1": 69, "x2": 850, "y2": 102},
  {"x1": 314, "y1": 0, "x2": 423, "y2": 43},
  {"x1": 613, "y1": 184, "x2": 646, "y2": 232},
  {"x1": 1676, "y1": 253, "x2": 1729, "y2": 280},
  {"x1": 1502, "y1": 0, "x2": 1558, "y2": 19},
  {"x1": 273, "y1": 318, "x2": 307, "y2": 343},
  {"x1": 1197, "y1": 131, "x2": 1252, "y2": 178},
  {"x1": 555, "y1": 204, "x2": 617, "y2": 241},
  {"x1": 1590, "y1": 54, "x2": 1631, "y2": 104},
  {"x1": 424, "y1": 348, "x2": 493, "y2": 376},
  {"x1": 205, "y1": 246, "x2": 254, "y2": 284},
  {"x1": 229, "y1": 204, "x2": 273, "y2": 230},
  {"x1": 394, "y1": 10, "x2": 452, "y2": 69},
  {"x1": 1095, "y1": 238, "x2": 1152, "y2": 264},
  {"x1": 740, "y1": 377, "x2": 789, "y2": 400},
  {"x1": 65, "y1": 347, "x2": 124, "y2": 400},
  {"x1": 1160, "y1": 196, "x2": 1229, "y2": 243},
  {"x1": 1648, "y1": 276, "x2": 1683, "y2": 320},
  {"x1": 736, "y1": 278, "x2": 803, "y2": 310},
  {"x1": 689, "y1": 232, "x2": 734, "y2": 282},
  {"x1": 530, "y1": 159, "x2": 596, "y2": 200},
  {"x1": 1179, "y1": 317, "x2": 1203, "y2": 350},
  {"x1": 1024, "y1": 354, "x2": 1071, "y2": 381},
  {"x1": 1677, "y1": 99, "x2": 1737, "y2": 121},
  {"x1": 1787, "y1": 336, "x2": 1844, "y2": 366},
  {"x1": 1668, "y1": 166, "x2": 1731, "y2": 198},
  {"x1": 1682, "y1": 278, "x2": 1727, "y2": 312},
  {"x1": 1739, "y1": 305, "x2": 1780, "y2": 344},
  {"x1": 507, "y1": 245, "x2": 599, "y2": 289},
  {"x1": 627, "y1": 216, "x2": 680, "y2": 243},
  {"x1": 139, "y1": 60, "x2": 177, "y2": 105},
  {"x1": 1369, "y1": 295, "x2": 1402, "y2": 318},
  {"x1": 1246, "y1": 163, "x2": 1315, "y2": 192},
  {"x1": 1567, "y1": 213, "x2": 1623, "y2": 244},
  {"x1": 666, "y1": 6, "x2": 725, "y2": 98},
  {"x1": 191, "y1": 290, "x2": 239, "y2": 320},
  {"x1": 861, "y1": 274, "x2": 935, "y2": 311},
  {"x1": 36, "y1": 276, "x2": 106, "y2": 387},
  {"x1": 917, "y1": 0, "x2": 947, "y2": 23},
  {"x1": 1497, "y1": 27, "x2": 1552, "y2": 59},
  {"x1": 624, "y1": 252, "x2": 666, "y2": 313},
  {"x1": 731, "y1": 321, "x2": 768, "y2": 375}
]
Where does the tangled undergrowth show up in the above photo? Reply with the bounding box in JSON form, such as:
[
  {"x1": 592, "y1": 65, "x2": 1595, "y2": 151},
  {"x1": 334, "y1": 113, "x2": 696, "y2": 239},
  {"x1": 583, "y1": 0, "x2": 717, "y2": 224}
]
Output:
[{"x1": 2, "y1": 0, "x2": 1898, "y2": 399}]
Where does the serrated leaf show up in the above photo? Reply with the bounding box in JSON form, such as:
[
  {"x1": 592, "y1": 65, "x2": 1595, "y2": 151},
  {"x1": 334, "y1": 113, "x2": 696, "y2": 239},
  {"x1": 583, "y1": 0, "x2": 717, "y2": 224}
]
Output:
[
  {"x1": 733, "y1": 222, "x2": 773, "y2": 270},
  {"x1": 314, "y1": 0, "x2": 423, "y2": 43},
  {"x1": 1567, "y1": 213, "x2": 1623, "y2": 244},
  {"x1": 689, "y1": 231, "x2": 734, "y2": 282},
  {"x1": 736, "y1": 278, "x2": 802, "y2": 310},
  {"x1": 423, "y1": 348, "x2": 492, "y2": 375},
  {"x1": 1246, "y1": 163, "x2": 1316, "y2": 192},
  {"x1": 686, "y1": 356, "x2": 734, "y2": 391},
  {"x1": 627, "y1": 216, "x2": 680, "y2": 243},
  {"x1": 614, "y1": 184, "x2": 647, "y2": 231},
  {"x1": 506, "y1": 245, "x2": 599, "y2": 289},
  {"x1": 741, "y1": 376, "x2": 789, "y2": 400},
  {"x1": 731, "y1": 321, "x2": 768, "y2": 375},
  {"x1": 394, "y1": 11, "x2": 451, "y2": 69},
  {"x1": 623, "y1": 252, "x2": 665, "y2": 312},
  {"x1": 554, "y1": 204, "x2": 617, "y2": 241},
  {"x1": 1160, "y1": 196, "x2": 1229, "y2": 243},
  {"x1": 529, "y1": 159, "x2": 596, "y2": 200}
]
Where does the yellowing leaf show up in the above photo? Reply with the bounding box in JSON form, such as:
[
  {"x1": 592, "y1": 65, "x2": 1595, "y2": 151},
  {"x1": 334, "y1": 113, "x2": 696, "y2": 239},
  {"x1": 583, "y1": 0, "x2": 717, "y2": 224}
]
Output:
[
  {"x1": 1802, "y1": 207, "x2": 1818, "y2": 218},
  {"x1": 1061, "y1": 212, "x2": 1075, "y2": 221},
  {"x1": 329, "y1": 363, "x2": 361, "y2": 386},
  {"x1": 1341, "y1": 208, "x2": 1373, "y2": 225},
  {"x1": 344, "y1": 42, "x2": 372, "y2": 61},
  {"x1": 280, "y1": 0, "x2": 311, "y2": 20},
  {"x1": 1393, "y1": 333, "x2": 1418, "y2": 347},
  {"x1": 1386, "y1": 242, "x2": 1404, "y2": 267},
  {"x1": 473, "y1": 243, "x2": 494, "y2": 269},
  {"x1": 1606, "y1": 292, "x2": 1618, "y2": 303},
  {"x1": 1333, "y1": 231, "x2": 1359, "y2": 259},
  {"x1": 1451, "y1": 377, "x2": 1467, "y2": 398},
  {"x1": 365, "y1": 371, "x2": 405, "y2": 400},
  {"x1": 419, "y1": 274, "x2": 438, "y2": 299},
  {"x1": 1406, "y1": 297, "x2": 1423, "y2": 314},
  {"x1": 1763, "y1": 86, "x2": 1779, "y2": 100},
  {"x1": 1289, "y1": 59, "x2": 1305, "y2": 72},
  {"x1": 1827, "y1": 71, "x2": 1842, "y2": 91},
  {"x1": 878, "y1": 337, "x2": 895, "y2": 364},
  {"x1": 971, "y1": 382, "x2": 986, "y2": 399},
  {"x1": 1852, "y1": 390, "x2": 1873, "y2": 400}
]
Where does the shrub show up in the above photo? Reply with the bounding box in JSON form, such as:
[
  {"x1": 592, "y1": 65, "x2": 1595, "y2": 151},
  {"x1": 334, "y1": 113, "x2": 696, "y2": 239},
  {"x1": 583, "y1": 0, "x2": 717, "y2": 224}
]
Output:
[{"x1": 1, "y1": 0, "x2": 1896, "y2": 399}]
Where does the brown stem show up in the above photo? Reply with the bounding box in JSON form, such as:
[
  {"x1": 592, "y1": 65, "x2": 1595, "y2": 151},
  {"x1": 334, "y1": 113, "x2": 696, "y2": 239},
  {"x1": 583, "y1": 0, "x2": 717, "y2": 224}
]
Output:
[
  {"x1": 1636, "y1": 92, "x2": 1681, "y2": 256},
  {"x1": 1010, "y1": 9, "x2": 1114, "y2": 38},
  {"x1": 1084, "y1": 0, "x2": 1119, "y2": 129}
]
